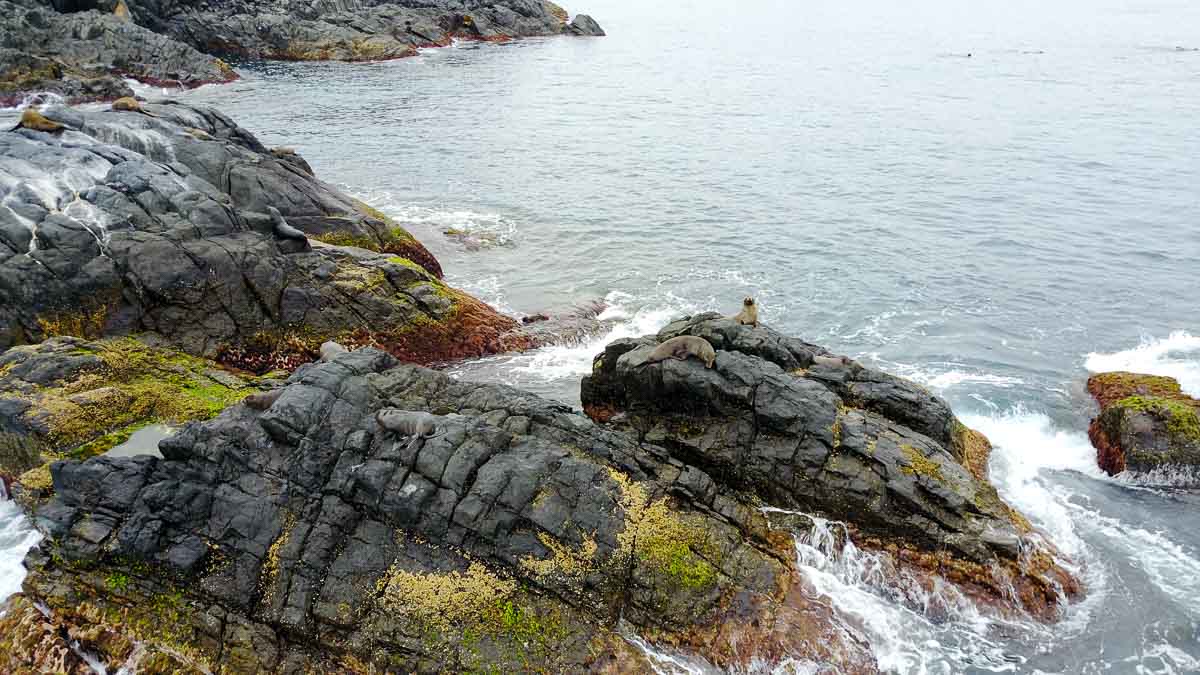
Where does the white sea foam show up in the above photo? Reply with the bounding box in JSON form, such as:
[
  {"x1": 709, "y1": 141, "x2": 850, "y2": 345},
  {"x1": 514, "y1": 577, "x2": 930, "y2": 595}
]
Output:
[
  {"x1": 1084, "y1": 331, "x2": 1200, "y2": 397},
  {"x1": 767, "y1": 507, "x2": 1042, "y2": 675},
  {"x1": 0, "y1": 499, "x2": 42, "y2": 604}
]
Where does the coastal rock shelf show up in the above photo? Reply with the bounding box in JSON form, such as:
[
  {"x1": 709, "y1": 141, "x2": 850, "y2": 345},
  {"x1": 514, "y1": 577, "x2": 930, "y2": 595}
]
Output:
[
  {"x1": 4, "y1": 326, "x2": 1080, "y2": 672},
  {"x1": 0, "y1": 102, "x2": 524, "y2": 366},
  {"x1": 1, "y1": 0, "x2": 604, "y2": 105}
]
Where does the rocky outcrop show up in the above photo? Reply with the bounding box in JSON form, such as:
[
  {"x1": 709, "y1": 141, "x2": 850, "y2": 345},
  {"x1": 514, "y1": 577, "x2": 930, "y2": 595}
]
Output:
[
  {"x1": 1, "y1": 0, "x2": 603, "y2": 104},
  {"x1": 1087, "y1": 372, "x2": 1200, "y2": 478},
  {"x1": 582, "y1": 313, "x2": 1078, "y2": 617},
  {"x1": 0, "y1": 0, "x2": 236, "y2": 106},
  {"x1": 14, "y1": 348, "x2": 882, "y2": 673},
  {"x1": 127, "y1": 0, "x2": 601, "y2": 61},
  {"x1": 0, "y1": 102, "x2": 526, "y2": 366}
]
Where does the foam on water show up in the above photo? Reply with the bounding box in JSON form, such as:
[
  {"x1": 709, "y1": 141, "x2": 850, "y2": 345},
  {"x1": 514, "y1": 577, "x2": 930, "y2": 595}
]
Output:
[
  {"x1": 0, "y1": 498, "x2": 42, "y2": 604},
  {"x1": 1084, "y1": 331, "x2": 1200, "y2": 397}
]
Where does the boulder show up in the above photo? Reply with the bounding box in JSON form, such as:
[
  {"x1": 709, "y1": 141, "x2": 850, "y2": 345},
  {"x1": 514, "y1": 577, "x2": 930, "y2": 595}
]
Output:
[
  {"x1": 568, "y1": 13, "x2": 605, "y2": 36},
  {"x1": 582, "y1": 313, "x2": 1078, "y2": 617},
  {"x1": 0, "y1": 102, "x2": 526, "y2": 368},
  {"x1": 1087, "y1": 372, "x2": 1200, "y2": 478},
  {"x1": 14, "y1": 349, "x2": 881, "y2": 673}
]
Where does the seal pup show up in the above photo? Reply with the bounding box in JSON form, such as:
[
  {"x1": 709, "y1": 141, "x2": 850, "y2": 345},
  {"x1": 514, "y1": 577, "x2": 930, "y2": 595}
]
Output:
[
  {"x1": 111, "y1": 97, "x2": 157, "y2": 117},
  {"x1": 640, "y1": 335, "x2": 717, "y2": 369},
  {"x1": 733, "y1": 297, "x2": 759, "y2": 327},
  {"x1": 9, "y1": 108, "x2": 64, "y2": 133},
  {"x1": 319, "y1": 340, "x2": 348, "y2": 362},
  {"x1": 244, "y1": 389, "x2": 284, "y2": 411},
  {"x1": 377, "y1": 409, "x2": 442, "y2": 453}
]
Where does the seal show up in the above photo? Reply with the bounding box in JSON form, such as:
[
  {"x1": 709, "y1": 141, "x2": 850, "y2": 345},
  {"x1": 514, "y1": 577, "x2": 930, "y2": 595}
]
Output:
[
  {"x1": 812, "y1": 354, "x2": 856, "y2": 369},
  {"x1": 319, "y1": 340, "x2": 348, "y2": 362},
  {"x1": 9, "y1": 108, "x2": 64, "y2": 134},
  {"x1": 268, "y1": 206, "x2": 306, "y2": 241},
  {"x1": 244, "y1": 389, "x2": 284, "y2": 411},
  {"x1": 733, "y1": 297, "x2": 759, "y2": 327},
  {"x1": 111, "y1": 97, "x2": 157, "y2": 117},
  {"x1": 640, "y1": 335, "x2": 717, "y2": 369},
  {"x1": 377, "y1": 409, "x2": 443, "y2": 453}
]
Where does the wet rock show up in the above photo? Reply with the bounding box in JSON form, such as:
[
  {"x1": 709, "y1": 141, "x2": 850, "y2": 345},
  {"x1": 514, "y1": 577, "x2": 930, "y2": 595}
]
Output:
[
  {"x1": 0, "y1": 3, "x2": 235, "y2": 106},
  {"x1": 0, "y1": 102, "x2": 517, "y2": 367},
  {"x1": 581, "y1": 314, "x2": 1078, "y2": 617},
  {"x1": 16, "y1": 351, "x2": 879, "y2": 673},
  {"x1": 568, "y1": 13, "x2": 605, "y2": 36},
  {"x1": 1087, "y1": 372, "x2": 1200, "y2": 479}
]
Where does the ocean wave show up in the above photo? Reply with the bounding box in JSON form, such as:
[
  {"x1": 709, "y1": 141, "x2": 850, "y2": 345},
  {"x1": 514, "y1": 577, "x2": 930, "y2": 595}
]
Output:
[
  {"x1": 0, "y1": 499, "x2": 42, "y2": 604},
  {"x1": 1084, "y1": 331, "x2": 1200, "y2": 397}
]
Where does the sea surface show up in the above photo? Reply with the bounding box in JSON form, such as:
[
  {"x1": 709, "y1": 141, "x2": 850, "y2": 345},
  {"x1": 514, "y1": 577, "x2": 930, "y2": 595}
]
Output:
[{"x1": 4, "y1": 0, "x2": 1200, "y2": 672}]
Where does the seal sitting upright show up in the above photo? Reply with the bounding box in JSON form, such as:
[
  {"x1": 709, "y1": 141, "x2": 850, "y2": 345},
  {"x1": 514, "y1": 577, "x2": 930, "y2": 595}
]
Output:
[
  {"x1": 733, "y1": 297, "x2": 759, "y2": 327},
  {"x1": 640, "y1": 335, "x2": 717, "y2": 369}
]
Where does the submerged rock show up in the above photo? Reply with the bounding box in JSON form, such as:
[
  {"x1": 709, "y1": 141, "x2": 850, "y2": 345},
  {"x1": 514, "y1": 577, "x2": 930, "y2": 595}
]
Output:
[
  {"x1": 0, "y1": 102, "x2": 522, "y2": 367},
  {"x1": 582, "y1": 313, "x2": 1078, "y2": 618},
  {"x1": 1087, "y1": 371, "x2": 1200, "y2": 479},
  {"x1": 13, "y1": 349, "x2": 881, "y2": 673}
]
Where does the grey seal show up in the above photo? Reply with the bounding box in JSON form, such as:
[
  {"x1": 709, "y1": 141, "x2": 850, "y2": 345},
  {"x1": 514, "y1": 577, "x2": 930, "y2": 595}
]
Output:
[{"x1": 640, "y1": 335, "x2": 717, "y2": 369}]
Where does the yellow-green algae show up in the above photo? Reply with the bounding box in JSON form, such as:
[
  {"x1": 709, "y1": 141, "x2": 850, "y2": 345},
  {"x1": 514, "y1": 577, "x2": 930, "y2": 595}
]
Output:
[
  {"x1": 899, "y1": 444, "x2": 945, "y2": 482},
  {"x1": 608, "y1": 468, "x2": 720, "y2": 591},
  {"x1": 1113, "y1": 395, "x2": 1200, "y2": 441},
  {"x1": 25, "y1": 338, "x2": 249, "y2": 458}
]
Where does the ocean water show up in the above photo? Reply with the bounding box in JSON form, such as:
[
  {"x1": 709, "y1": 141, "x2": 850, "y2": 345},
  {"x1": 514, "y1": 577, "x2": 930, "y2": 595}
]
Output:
[{"x1": 5, "y1": 0, "x2": 1200, "y2": 671}]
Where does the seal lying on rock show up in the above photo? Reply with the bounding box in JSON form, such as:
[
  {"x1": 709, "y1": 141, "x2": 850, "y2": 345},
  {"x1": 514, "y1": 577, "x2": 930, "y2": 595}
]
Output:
[
  {"x1": 641, "y1": 335, "x2": 717, "y2": 369},
  {"x1": 111, "y1": 97, "x2": 156, "y2": 116},
  {"x1": 733, "y1": 297, "x2": 759, "y2": 327},
  {"x1": 243, "y1": 389, "x2": 284, "y2": 410},
  {"x1": 377, "y1": 408, "x2": 444, "y2": 452},
  {"x1": 9, "y1": 108, "x2": 64, "y2": 133},
  {"x1": 319, "y1": 340, "x2": 347, "y2": 362}
]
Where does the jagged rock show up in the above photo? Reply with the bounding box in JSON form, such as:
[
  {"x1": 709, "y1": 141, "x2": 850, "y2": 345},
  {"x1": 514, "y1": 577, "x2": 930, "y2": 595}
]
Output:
[
  {"x1": 1087, "y1": 371, "x2": 1200, "y2": 479},
  {"x1": 0, "y1": 102, "x2": 524, "y2": 367},
  {"x1": 16, "y1": 349, "x2": 880, "y2": 673},
  {"x1": 568, "y1": 13, "x2": 605, "y2": 36},
  {"x1": 0, "y1": 2, "x2": 236, "y2": 105},
  {"x1": 581, "y1": 313, "x2": 1078, "y2": 616}
]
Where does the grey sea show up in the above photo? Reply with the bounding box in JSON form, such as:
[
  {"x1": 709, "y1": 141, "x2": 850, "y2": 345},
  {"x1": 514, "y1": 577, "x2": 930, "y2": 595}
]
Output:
[{"x1": 7, "y1": 0, "x2": 1198, "y2": 671}]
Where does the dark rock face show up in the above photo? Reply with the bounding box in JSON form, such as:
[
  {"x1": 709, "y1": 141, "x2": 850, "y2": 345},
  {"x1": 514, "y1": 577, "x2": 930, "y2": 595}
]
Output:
[
  {"x1": 0, "y1": 102, "x2": 520, "y2": 364},
  {"x1": 0, "y1": 0, "x2": 236, "y2": 106},
  {"x1": 568, "y1": 13, "x2": 605, "y2": 36},
  {"x1": 1087, "y1": 372, "x2": 1200, "y2": 479},
  {"x1": 1, "y1": 0, "x2": 602, "y2": 104},
  {"x1": 582, "y1": 313, "x2": 1078, "y2": 615},
  {"x1": 135, "y1": 0, "x2": 601, "y2": 61},
  {"x1": 20, "y1": 349, "x2": 880, "y2": 673}
]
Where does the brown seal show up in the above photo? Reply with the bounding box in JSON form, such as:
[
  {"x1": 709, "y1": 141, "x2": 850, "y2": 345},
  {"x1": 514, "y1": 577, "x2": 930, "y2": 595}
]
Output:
[
  {"x1": 9, "y1": 109, "x2": 64, "y2": 133},
  {"x1": 733, "y1": 297, "x2": 759, "y2": 327},
  {"x1": 244, "y1": 389, "x2": 284, "y2": 410},
  {"x1": 640, "y1": 335, "x2": 717, "y2": 369},
  {"x1": 111, "y1": 97, "x2": 157, "y2": 117}
]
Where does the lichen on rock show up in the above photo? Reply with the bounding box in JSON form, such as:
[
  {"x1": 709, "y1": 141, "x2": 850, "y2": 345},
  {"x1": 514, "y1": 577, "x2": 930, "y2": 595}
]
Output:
[{"x1": 1087, "y1": 371, "x2": 1200, "y2": 477}]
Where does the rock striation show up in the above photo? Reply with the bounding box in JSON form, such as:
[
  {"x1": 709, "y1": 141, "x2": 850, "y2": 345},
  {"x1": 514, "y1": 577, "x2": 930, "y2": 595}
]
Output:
[
  {"x1": 582, "y1": 312, "x2": 1079, "y2": 617},
  {"x1": 13, "y1": 348, "x2": 882, "y2": 673},
  {"x1": 1087, "y1": 371, "x2": 1200, "y2": 479},
  {"x1": 0, "y1": 102, "x2": 523, "y2": 367},
  {"x1": 6, "y1": 322, "x2": 1083, "y2": 671}
]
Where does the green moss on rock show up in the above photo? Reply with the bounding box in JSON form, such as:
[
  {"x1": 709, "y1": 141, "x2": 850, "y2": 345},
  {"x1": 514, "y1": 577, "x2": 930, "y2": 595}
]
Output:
[{"x1": 1113, "y1": 395, "x2": 1200, "y2": 441}]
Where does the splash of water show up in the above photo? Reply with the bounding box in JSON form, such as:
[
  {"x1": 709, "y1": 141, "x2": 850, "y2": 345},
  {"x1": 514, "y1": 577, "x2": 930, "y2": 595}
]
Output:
[
  {"x1": 1084, "y1": 331, "x2": 1200, "y2": 397},
  {"x1": 0, "y1": 499, "x2": 42, "y2": 603}
]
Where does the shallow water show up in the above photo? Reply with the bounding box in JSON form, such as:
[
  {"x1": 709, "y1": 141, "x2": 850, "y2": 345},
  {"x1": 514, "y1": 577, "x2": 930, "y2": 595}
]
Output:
[{"x1": 5, "y1": 0, "x2": 1200, "y2": 670}]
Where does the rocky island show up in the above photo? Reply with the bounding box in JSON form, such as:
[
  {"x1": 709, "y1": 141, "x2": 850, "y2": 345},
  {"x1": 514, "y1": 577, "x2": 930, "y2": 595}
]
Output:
[{"x1": 0, "y1": 6, "x2": 1091, "y2": 672}]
